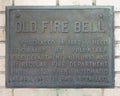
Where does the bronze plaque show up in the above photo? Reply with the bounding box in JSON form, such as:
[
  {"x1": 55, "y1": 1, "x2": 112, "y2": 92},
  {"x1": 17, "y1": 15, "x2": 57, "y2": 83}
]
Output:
[{"x1": 6, "y1": 6, "x2": 114, "y2": 88}]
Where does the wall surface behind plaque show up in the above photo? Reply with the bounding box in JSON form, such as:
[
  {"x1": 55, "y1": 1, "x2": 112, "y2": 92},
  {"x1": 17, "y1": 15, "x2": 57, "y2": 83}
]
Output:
[{"x1": 0, "y1": 0, "x2": 120, "y2": 96}]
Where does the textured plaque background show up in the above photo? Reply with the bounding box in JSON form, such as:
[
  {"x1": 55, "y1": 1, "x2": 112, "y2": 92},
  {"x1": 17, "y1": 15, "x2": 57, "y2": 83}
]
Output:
[{"x1": 6, "y1": 6, "x2": 114, "y2": 88}]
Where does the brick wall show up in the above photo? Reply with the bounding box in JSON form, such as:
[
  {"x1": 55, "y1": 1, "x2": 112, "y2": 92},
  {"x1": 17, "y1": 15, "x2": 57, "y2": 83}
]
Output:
[{"x1": 0, "y1": 0, "x2": 120, "y2": 96}]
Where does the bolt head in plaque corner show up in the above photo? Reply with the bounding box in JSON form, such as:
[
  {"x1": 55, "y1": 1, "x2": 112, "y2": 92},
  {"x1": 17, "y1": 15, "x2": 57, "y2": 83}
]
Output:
[{"x1": 6, "y1": 6, "x2": 114, "y2": 88}]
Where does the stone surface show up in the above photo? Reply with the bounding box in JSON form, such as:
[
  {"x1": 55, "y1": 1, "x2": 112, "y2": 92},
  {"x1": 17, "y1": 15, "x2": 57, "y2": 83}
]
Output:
[
  {"x1": 0, "y1": 89, "x2": 12, "y2": 96},
  {"x1": 96, "y1": 0, "x2": 120, "y2": 11},
  {"x1": 14, "y1": 89, "x2": 56, "y2": 96},
  {"x1": 0, "y1": 0, "x2": 12, "y2": 11},
  {"x1": 115, "y1": 73, "x2": 120, "y2": 87},
  {"x1": 59, "y1": 0, "x2": 92, "y2": 5},
  {"x1": 115, "y1": 58, "x2": 120, "y2": 72},
  {"x1": 0, "y1": 29, "x2": 5, "y2": 41},
  {"x1": 0, "y1": 43, "x2": 5, "y2": 56},
  {"x1": 0, "y1": 57, "x2": 5, "y2": 71},
  {"x1": 0, "y1": 73, "x2": 5, "y2": 87},
  {"x1": 14, "y1": 0, "x2": 56, "y2": 5},
  {"x1": 58, "y1": 89, "x2": 102, "y2": 96},
  {"x1": 0, "y1": 0, "x2": 120, "y2": 96},
  {"x1": 104, "y1": 88, "x2": 120, "y2": 96},
  {"x1": 115, "y1": 43, "x2": 120, "y2": 56},
  {"x1": 115, "y1": 13, "x2": 120, "y2": 27},
  {"x1": 115, "y1": 29, "x2": 120, "y2": 41},
  {"x1": 0, "y1": 13, "x2": 5, "y2": 27}
]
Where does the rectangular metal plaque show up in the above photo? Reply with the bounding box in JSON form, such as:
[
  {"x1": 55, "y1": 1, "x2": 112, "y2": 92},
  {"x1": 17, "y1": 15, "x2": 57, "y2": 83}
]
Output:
[{"x1": 6, "y1": 6, "x2": 114, "y2": 88}]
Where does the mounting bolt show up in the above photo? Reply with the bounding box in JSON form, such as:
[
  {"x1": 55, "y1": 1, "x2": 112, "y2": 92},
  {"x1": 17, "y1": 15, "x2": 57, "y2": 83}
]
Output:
[
  {"x1": 15, "y1": 12, "x2": 21, "y2": 18},
  {"x1": 99, "y1": 14, "x2": 103, "y2": 19}
]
